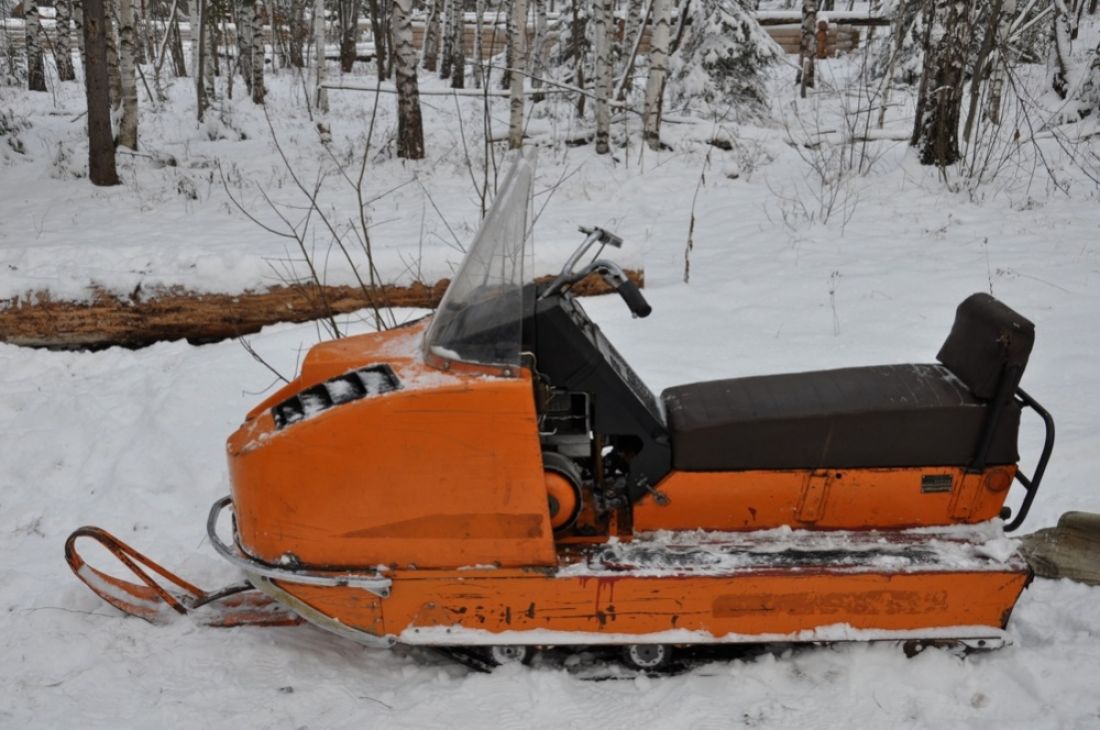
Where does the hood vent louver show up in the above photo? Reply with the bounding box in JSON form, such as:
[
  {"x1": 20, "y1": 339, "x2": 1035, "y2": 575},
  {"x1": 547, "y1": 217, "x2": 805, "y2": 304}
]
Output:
[{"x1": 272, "y1": 365, "x2": 400, "y2": 430}]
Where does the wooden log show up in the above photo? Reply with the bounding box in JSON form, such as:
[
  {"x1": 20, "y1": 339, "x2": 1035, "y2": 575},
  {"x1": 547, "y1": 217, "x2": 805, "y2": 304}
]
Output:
[{"x1": 0, "y1": 271, "x2": 644, "y2": 350}]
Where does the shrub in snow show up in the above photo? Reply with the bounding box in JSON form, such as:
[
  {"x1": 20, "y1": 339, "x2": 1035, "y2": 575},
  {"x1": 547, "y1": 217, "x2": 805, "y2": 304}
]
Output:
[
  {"x1": 667, "y1": 0, "x2": 782, "y2": 121},
  {"x1": 1, "y1": 108, "x2": 29, "y2": 158}
]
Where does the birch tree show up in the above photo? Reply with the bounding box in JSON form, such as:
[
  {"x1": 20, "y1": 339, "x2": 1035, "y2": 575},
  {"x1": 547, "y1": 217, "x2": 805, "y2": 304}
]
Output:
[
  {"x1": 617, "y1": 0, "x2": 646, "y2": 98},
  {"x1": 643, "y1": 0, "x2": 671, "y2": 150},
  {"x1": 915, "y1": 0, "x2": 973, "y2": 166},
  {"x1": 508, "y1": 0, "x2": 528, "y2": 149},
  {"x1": 251, "y1": 0, "x2": 265, "y2": 102},
  {"x1": 56, "y1": 0, "x2": 78, "y2": 81},
  {"x1": 235, "y1": 0, "x2": 255, "y2": 94},
  {"x1": 448, "y1": 0, "x2": 465, "y2": 88},
  {"x1": 798, "y1": 0, "x2": 816, "y2": 96},
  {"x1": 567, "y1": 0, "x2": 587, "y2": 115},
  {"x1": 593, "y1": 0, "x2": 613, "y2": 154},
  {"x1": 366, "y1": 0, "x2": 388, "y2": 78},
  {"x1": 314, "y1": 0, "x2": 329, "y2": 112},
  {"x1": 985, "y1": 0, "x2": 1015, "y2": 125},
  {"x1": 392, "y1": 0, "x2": 424, "y2": 158},
  {"x1": 338, "y1": 0, "x2": 359, "y2": 72},
  {"x1": 422, "y1": 0, "x2": 443, "y2": 71},
  {"x1": 1083, "y1": 38, "x2": 1100, "y2": 117},
  {"x1": 74, "y1": 0, "x2": 86, "y2": 59},
  {"x1": 25, "y1": 0, "x2": 47, "y2": 91},
  {"x1": 440, "y1": 0, "x2": 454, "y2": 78},
  {"x1": 83, "y1": 0, "x2": 120, "y2": 184},
  {"x1": 473, "y1": 0, "x2": 486, "y2": 88},
  {"x1": 528, "y1": 0, "x2": 547, "y2": 99},
  {"x1": 1051, "y1": 0, "x2": 1072, "y2": 98},
  {"x1": 117, "y1": 0, "x2": 139, "y2": 149},
  {"x1": 195, "y1": 0, "x2": 208, "y2": 119}
]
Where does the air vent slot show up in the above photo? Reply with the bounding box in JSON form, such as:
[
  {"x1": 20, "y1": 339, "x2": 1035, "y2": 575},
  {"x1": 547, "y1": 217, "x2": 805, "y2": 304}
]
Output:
[
  {"x1": 921, "y1": 474, "x2": 954, "y2": 494},
  {"x1": 272, "y1": 365, "x2": 400, "y2": 429}
]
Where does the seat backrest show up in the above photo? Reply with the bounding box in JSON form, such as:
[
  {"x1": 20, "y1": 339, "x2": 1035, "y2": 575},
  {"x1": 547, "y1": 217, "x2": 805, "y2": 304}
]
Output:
[{"x1": 936, "y1": 293, "x2": 1034, "y2": 400}]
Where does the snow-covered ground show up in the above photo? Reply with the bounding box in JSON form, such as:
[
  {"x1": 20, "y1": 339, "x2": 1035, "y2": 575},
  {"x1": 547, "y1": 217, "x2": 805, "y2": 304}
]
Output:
[{"x1": 2, "y1": 31, "x2": 1100, "y2": 728}]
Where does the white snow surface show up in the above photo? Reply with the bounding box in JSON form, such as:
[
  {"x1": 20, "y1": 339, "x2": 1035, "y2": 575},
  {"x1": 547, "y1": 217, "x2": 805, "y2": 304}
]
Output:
[{"x1": 3, "y1": 33, "x2": 1100, "y2": 730}]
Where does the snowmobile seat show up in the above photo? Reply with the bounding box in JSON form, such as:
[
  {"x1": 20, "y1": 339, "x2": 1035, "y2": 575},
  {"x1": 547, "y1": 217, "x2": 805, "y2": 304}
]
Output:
[
  {"x1": 661, "y1": 293, "x2": 1034, "y2": 473},
  {"x1": 662, "y1": 364, "x2": 1021, "y2": 471}
]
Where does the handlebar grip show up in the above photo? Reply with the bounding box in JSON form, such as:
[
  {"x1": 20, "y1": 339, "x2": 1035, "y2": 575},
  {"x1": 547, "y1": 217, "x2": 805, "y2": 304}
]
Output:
[{"x1": 618, "y1": 279, "x2": 652, "y2": 318}]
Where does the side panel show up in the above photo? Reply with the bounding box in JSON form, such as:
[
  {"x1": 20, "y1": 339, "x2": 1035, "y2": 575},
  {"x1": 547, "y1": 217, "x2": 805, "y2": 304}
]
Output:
[
  {"x1": 634, "y1": 466, "x2": 1016, "y2": 532},
  {"x1": 229, "y1": 370, "x2": 556, "y2": 570},
  {"x1": 279, "y1": 569, "x2": 1029, "y2": 641}
]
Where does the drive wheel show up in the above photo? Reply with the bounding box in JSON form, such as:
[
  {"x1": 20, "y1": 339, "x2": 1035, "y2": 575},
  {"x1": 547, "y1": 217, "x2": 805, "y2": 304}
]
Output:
[
  {"x1": 622, "y1": 643, "x2": 672, "y2": 671},
  {"x1": 487, "y1": 645, "x2": 532, "y2": 666}
]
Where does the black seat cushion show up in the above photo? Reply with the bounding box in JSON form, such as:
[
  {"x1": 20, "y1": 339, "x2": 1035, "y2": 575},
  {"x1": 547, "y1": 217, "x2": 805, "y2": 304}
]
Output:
[{"x1": 661, "y1": 364, "x2": 1020, "y2": 472}]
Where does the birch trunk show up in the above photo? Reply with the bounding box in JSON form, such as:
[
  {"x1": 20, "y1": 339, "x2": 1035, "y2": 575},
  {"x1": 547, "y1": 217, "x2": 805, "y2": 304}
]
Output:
[
  {"x1": 338, "y1": 0, "x2": 358, "y2": 72},
  {"x1": 568, "y1": 0, "x2": 587, "y2": 115},
  {"x1": 962, "y1": 0, "x2": 1002, "y2": 142},
  {"x1": 876, "y1": 0, "x2": 913, "y2": 128},
  {"x1": 1051, "y1": 0, "x2": 1072, "y2": 98},
  {"x1": 251, "y1": 0, "x2": 265, "y2": 101},
  {"x1": 449, "y1": 0, "x2": 464, "y2": 88},
  {"x1": 106, "y1": 3, "x2": 123, "y2": 109},
  {"x1": 235, "y1": 0, "x2": 254, "y2": 93},
  {"x1": 266, "y1": 0, "x2": 281, "y2": 70},
  {"x1": 797, "y1": 0, "x2": 816, "y2": 96},
  {"x1": 83, "y1": 0, "x2": 120, "y2": 184},
  {"x1": 56, "y1": 0, "x2": 78, "y2": 80},
  {"x1": 593, "y1": 0, "x2": 612, "y2": 154},
  {"x1": 195, "y1": 0, "x2": 208, "y2": 119},
  {"x1": 313, "y1": 0, "x2": 329, "y2": 111},
  {"x1": 169, "y1": 17, "x2": 188, "y2": 76},
  {"x1": 529, "y1": 0, "x2": 546, "y2": 100},
  {"x1": 985, "y1": 0, "x2": 1015, "y2": 124},
  {"x1": 189, "y1": 0, "x2": 202, "y2": 73},
  {"x1": 916, "y1": 0, "x2": 972, "y2": 166},
  {"x1": 618, "y1": 0, "x2": 643, "y2": 96},
  {"x1": 25, "y1": 0, "x2": 47, "y2": 91},
  {"x1": 366, "y1": 0, "x2": 387, "y2": 77},
  {"x1": 392, "y1": 0, "x2": 425, "y2": 159},
  {"x1": 472, "y1": 0, "x2": 485, "y2": 88},
  {"x1": 117, "y1": 0, "x2": 139, "y2": 149},
  {"x1": 643, "y1": 0, "x2": 671, "y2": 150},
  {"x1": 1084, "y1": 37, "x2": 1100, "y2": 117},
  {"x1": 422, "y1": 0, "x2": 443, "y2": 71},
  {"x1": 289, "y1": 0, "x2": 307, "y2": 67},
  {"x1": 74, "y1": 0, "x2": 86, "y2": 58},
  {"x1": 508, "y1": 0, "x2": 528, "y2": 149},
  {"x1": 440, "y1": 0, "x2": 454, "y2": 78}
]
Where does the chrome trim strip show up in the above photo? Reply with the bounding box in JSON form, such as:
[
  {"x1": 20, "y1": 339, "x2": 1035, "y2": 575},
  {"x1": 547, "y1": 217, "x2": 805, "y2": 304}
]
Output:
[{"x1": 206, "y1": 496, "x2": 393, "y2": 598}]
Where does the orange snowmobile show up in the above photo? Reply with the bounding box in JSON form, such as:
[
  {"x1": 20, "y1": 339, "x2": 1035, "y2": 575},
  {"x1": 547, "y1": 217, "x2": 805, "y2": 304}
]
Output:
[{"x1": 68, "y1": 157, "x2": 1054, "y2": 671}]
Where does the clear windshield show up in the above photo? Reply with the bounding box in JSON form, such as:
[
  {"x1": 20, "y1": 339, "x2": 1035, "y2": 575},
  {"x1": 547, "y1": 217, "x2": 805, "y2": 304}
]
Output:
[{"x1": 424, "y1": 155, "x2": 534, "y2": 370}]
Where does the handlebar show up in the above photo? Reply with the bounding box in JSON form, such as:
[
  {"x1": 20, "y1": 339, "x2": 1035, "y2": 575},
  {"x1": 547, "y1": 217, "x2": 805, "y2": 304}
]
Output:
[{"x1": 541, "y1": 226, "x2": 652, "y2": 318}]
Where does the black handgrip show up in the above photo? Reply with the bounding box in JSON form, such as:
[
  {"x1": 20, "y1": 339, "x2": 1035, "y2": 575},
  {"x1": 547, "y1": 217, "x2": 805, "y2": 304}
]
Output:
[{"x1": 618, "y1": 279, "x2": 652, "y2": 318}]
